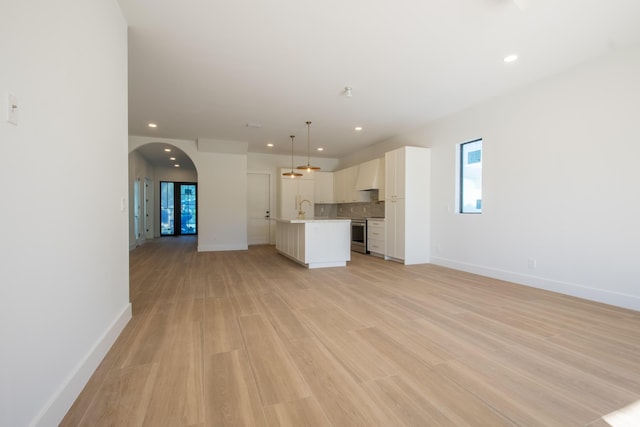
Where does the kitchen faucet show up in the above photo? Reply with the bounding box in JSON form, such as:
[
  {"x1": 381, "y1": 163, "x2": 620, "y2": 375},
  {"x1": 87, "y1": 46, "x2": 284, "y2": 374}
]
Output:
[{"x1": 297, "y1": 199, "x2": 311, "y2": 219}]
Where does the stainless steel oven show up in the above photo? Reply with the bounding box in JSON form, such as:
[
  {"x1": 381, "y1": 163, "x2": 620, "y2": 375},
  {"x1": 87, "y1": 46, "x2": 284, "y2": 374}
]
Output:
[{"x1": 351, "y1": 218, "x2": 367, "y2": 253}]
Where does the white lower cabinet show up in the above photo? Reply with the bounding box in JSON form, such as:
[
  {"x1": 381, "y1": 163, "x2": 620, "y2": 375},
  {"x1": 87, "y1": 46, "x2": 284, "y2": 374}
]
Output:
[
  {"x1": 276, "y1": 219, "x2": 351, "y2": 268},
  {"x1": 367, "y1": 219, "x2": 385, "y2": 257},
  {"x1": 385, "y1": 199, "x2": 405, "y2": 261}
]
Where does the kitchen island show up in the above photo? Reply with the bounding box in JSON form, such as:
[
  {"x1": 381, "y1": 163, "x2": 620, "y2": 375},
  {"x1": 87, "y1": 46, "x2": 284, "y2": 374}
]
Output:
[{"x1": 275, "y1": 218, "x2": 351, "y2": 268}]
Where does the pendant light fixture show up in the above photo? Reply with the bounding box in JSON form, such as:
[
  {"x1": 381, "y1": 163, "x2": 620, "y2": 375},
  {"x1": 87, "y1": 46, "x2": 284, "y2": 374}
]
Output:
[
  {"x1": 297, "y1": 121, "x2": 321, "y2": 172},
  {"x1": 282, "y1": 135, "x2": 303, "y2": 178}
]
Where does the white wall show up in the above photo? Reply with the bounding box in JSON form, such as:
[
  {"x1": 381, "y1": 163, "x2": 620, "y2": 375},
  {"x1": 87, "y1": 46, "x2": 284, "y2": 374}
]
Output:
[
  {"x1": 369, "y1": 46, "x2": 640, "y2": 311},
  {"x1": 0, "y1": 1, "x2": 130, "y2": 426}
]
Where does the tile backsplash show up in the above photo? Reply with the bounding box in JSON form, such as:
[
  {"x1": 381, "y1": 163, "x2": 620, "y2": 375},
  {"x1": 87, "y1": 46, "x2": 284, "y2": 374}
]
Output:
[{"x1": 314, "y1": 200, "x2": 385, "y2": 219}]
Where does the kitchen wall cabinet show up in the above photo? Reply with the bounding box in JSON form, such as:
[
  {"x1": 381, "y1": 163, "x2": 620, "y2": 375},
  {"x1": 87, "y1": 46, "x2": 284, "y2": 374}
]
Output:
[
  {"x1": 344, "y1": 166, "x2": 357, "y2": 201},
  {"x1": 333, "y1": 169, "x2": 347, "y2": 203},
  {"x1": 385, "y1": 148, "x2": 406, "y2": 199},
  {"x1": 384, "y1": 147, "x2": 430, "y2": 265},
  {"x1": 314, "y1": 171, "x2": 334, "y2": 203},
  {"x1": 279, "y1": 169, "x2": 314, "y2": 219},
  {"x1": 377, "y1": 157, "x2": 386, "y2": 201}
]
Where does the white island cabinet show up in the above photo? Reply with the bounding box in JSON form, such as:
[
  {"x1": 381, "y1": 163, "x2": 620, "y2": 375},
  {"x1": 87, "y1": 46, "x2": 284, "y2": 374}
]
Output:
[{"x1": 275, "y1": 219, "x2": 351, "y2": 268}]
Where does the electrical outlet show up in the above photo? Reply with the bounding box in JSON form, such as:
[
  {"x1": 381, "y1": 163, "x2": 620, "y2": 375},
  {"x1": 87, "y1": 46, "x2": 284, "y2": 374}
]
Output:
[{"x1": 528, "y1": 258, "x2": 537, "y2": 269}]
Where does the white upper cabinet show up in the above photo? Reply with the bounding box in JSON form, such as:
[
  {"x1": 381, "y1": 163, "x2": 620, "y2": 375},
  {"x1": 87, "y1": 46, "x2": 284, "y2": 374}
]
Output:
[
  {"x1": 314, "y1": 171, "x2": 334, "y2": 203},
  {"x1": 377, "y1": 157, "x2": 386, "y2": 201},
  {"x1": 333, "y1": 169, "x2": 347, "y2": 203},
  {"x1": 385, "y1": 149, "x2": 406, "y2": 199}
]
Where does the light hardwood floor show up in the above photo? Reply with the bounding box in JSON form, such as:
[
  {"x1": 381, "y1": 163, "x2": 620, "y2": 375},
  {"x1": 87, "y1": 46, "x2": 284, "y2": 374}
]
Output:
[{"x1": 62, "y1": 236, "x2": 640, "y2": 426}]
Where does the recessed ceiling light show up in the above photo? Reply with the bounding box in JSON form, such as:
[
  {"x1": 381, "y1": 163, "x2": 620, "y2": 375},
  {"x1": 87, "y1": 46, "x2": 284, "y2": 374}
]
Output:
[
  {"x1": 164, "y1": 148, "x2": 171, "y2": 152},
  {"x1": 169, "y1": 157, "x2": 176, "y2": 161},
  {"x1": 148, "y1": 123, "x2": 157, "y2": 128},
  {"x1": 504, "y1": 54, "x2": 518, "y2": 63},
  {"x1": 317, "y1": 147, "x2": 324, "y2": 151},
  {"x1": 355, "y1": 126, "x2": 363, "y2": 131},
  {"x1": 174, "y1": 164, "x2": 180, "y2": 168},
  {"x1": 267, "y1": 143, "x2": 274, "y2": 147}
]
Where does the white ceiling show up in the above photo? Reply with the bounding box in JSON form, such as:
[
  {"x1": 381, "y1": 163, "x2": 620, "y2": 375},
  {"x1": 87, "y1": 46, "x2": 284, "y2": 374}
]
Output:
[{"x1": 119, "y1": 0, "x2": 640, "y2": 163}]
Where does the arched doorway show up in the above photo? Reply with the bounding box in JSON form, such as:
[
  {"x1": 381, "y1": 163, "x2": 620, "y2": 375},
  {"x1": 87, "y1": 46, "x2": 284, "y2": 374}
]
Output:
[{"x1": 129, "y1": 142, "x2": 197, "y2": 246}]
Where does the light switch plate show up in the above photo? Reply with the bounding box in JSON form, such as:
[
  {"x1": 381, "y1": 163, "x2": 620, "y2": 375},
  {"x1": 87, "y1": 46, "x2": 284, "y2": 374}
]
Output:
[{"x1": 7, "y1": 93, "x2": 18, "y2": 125}]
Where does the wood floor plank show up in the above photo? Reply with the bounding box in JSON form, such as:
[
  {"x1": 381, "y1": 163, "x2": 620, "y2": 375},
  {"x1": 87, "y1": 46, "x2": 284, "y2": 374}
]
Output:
[
  {"x1": 118, "y1": 303, "x2": 175, "y2": 367},
  {"x1": 60, "y1": 315, "x2": 146, "y2": 426},
  {"x1": 230, "y1": 294, "x2": 265, "y2": 317},
  {"x1": 285, "y1": 336, "x2": 398, "y2": 427},
  {"x1": 238, "y1": 314, "x2": 311, "y2": 405},
  {"x1": 263, "y1": 397, "x2": 331, "y2": 427},
  {"x1": 204, "y1": 273, "x2": 228, "y2": 298},
  {"x1": 259, "y1": 292, "x2": 311, "y2": 341},
  {"x1": 141, "y1": 318, "x2": 204, "y2": 426},
  {"x1": 360, "y1": 375, "x2": 458, "y2": 427},
  {"x1": 491, "y1": 343, "x2": 640, "y2": 415},
  {"x1": 71, "y1": 363, "x2": 159, "y2": 427},
  {"x1": 298, "y1": 306, "x2": 369, "y2": 333},
  {"x1": 435, "y1": 354, "x2": 602, "y2": 426},
  {"x1": 499, "y1": 325, "x2": 640, "y2": 397},
  {"x1": 547, "y1": 332, "x2": 640, "y2": 373},
  {"x1": 273, "y1": 288, "x2": 329, "y2": 311},
  {"x1": 205, "y1": 350, "x2": 268, "y2": 427},
  {"x1": 355, "y1": 327, "x2": 514, "y2": 426},
  {"x1": 204, "y1": 296, "x2": 244, "y2": 355}
]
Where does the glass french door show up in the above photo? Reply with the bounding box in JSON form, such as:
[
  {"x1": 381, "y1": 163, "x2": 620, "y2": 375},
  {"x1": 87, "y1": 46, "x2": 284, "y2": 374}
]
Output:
[{"x1": 160, "y1": 182, "x2": 197, "y2": 236}]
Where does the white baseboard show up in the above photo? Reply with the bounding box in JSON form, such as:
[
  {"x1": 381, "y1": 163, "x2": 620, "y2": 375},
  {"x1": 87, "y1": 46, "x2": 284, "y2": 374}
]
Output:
[
  {"x1": 31, "y1": 303, "x2": 132, "y2": 427},
  {"x1": 430, "y1": 256, "x2": 640, "y2": 312},
  {"x1": 198, "y1": 243, "x2": 249, "y2": 252}
]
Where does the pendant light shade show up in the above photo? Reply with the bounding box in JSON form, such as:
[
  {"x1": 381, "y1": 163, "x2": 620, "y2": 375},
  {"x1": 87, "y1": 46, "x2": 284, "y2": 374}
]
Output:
[
  {"x1": 297, "y1": 121, "x2": 321, "y2": 171},
  {"x1": 283, "y1": 135, "x2": 303, "y2": 178}
]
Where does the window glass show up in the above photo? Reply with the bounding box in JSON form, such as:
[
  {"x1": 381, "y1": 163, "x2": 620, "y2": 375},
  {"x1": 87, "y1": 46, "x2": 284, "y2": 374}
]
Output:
[
  {"x1": 180, "y1": 184, "x2": 197, "y2": 234},
  {"x1": 160, "y1": 182, "x2": 174, "y2": 234},
  {"x1": 460, "y1": 139, "x2": 482, "y2": 213}
]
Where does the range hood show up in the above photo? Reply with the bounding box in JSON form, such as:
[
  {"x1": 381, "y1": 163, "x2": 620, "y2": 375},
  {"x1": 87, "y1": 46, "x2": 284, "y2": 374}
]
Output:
[{"x1": 355, "y1": 158, "x2": 382, "y2": 191}]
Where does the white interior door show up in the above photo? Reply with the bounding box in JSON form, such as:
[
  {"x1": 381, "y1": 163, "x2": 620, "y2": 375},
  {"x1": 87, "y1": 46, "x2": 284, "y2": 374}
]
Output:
[
  {"x1": 144, "y1": 178, "x2": 153, "y2": 240},
  {"x1": 134, "y1": 178, "x2": 141, "y2": 245},
  {"x1": 247, "y1": 173, "x2": 271, "y2": 245}
]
